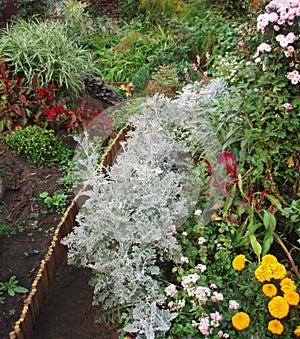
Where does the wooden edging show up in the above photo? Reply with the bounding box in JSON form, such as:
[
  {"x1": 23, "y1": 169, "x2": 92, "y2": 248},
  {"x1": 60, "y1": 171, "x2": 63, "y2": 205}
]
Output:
[{"x1": 9, "y1": 124, "x2": 133, "y2": 339}]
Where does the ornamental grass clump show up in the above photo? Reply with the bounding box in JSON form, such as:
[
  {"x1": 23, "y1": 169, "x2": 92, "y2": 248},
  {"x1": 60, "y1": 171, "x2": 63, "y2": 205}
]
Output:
[{"x1": 0, "y1": 19, "x2": 98, "y2": 96}]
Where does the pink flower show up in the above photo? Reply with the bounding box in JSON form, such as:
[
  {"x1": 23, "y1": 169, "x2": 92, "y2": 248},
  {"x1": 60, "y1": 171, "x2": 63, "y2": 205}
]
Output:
[
  {"x1": 257, "y1": 42, "x2": 272, "y2": 52},
  {"x1": 229, "y1": 299, "x2": 240, "y2": 310},
  {"x1": 266, "y1": 0, "x2": 278, "y2": 9},
  {"x1": 282, "y1": 103, "x2": 293, "y2": 110},
  {"x1": 273, "y1": 24, "x2": 280, "y2": 31},
  {"x1": 286, "y1": 32, "x2": 296, "y2": 43},
  {"x1": 277, "y1": 17, "x2": 286, "y2": 25},
  {"x1": 268, "y1": 12, "x2": 278, "y2": 22},
  {"x1": 238, "y1": 40, "x2": 245, "y2": 47},
  {"x1": 287, "y1": 70, "x2": 300, "y2": 84},
  {"x1": 218, "y1": 330, "x2": 224, "y2": 337}
]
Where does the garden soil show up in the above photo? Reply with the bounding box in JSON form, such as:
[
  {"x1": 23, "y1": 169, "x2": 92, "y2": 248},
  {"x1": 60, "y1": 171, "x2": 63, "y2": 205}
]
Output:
[{"x1": 0, "y1": 95, "x2": 119, "y2": 339}]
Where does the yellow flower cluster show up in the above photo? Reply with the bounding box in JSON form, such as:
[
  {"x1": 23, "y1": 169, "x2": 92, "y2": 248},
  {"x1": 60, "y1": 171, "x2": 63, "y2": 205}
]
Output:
[
  {"x1": 255, "y1": 254, "x2": 286, "y2": 282},
  {"x1": 231, "y1": 254, "x2": 300, "y2": 336},
  {"x1": 253, "y1": 255, "x2": 300, "y2": 336},
  {"x1": 232, "y1": 312, "x2": 250, "y2": 331},
  {"x1": 232, "y1": 254, "x2": 248, "y2": 271}
]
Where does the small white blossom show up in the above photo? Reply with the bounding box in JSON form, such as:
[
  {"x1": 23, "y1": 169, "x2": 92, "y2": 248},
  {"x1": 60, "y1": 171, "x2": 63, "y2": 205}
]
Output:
[
  {"x1": 165, "y1": 284, "x2": 177, "y2": 297},
  {"x1": 197, "y1": 237, "x2": 206, "y2": 245},
  {"x1": 194, "y1": 209, "x2": 202, "y2": 216},
  {"x1": 195, "y1": 263, "x2": 207, "y2": 272},
  {"x1": 181, "y1": 256, "x2": 189, "y2": 264}
]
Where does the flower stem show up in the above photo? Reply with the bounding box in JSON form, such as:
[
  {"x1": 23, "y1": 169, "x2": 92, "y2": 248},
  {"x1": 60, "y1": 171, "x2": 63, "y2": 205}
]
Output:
[{"x1": 274, "y1": 232, "x2": 299, "y2": 277}]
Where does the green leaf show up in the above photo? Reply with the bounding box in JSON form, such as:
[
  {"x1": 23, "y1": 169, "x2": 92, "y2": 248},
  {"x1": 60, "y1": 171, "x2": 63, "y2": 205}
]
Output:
[
  {"x1": 250, "y1": 234, "x2": 262, "y2": 260},
  {"x1": 14, "y1": 286, "x2": 29, "y2": 294},
  {"x1": 8, "y1": 288, "x2": 15, "y2": 296},
  {"x1": 264, "y1": 194, "x2": 283, "y2": 213},
  {"x1": 262, "y1": 234, "x2": 274, "y2": 256},
  {"x1": 263, "y1": 209, "x2": 276, "y2": 233}
]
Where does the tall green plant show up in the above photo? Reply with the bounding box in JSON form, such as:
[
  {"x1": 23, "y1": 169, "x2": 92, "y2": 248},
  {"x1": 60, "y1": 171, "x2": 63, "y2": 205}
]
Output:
[{"x1": 0, "y1": 19, "x2": 98, "y2": 96}]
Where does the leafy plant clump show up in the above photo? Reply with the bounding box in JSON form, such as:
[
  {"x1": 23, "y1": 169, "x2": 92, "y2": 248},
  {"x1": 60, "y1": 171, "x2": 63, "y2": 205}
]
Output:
[
  {"x1": 0, "y1": 19, "x2": 98, "y2": 96},
  {"x1": 0, "y1": 276, "x2": 28, "y2": 297},
  {"x1": 3, "y1": 125, "x2": 73, "y2": 166}
]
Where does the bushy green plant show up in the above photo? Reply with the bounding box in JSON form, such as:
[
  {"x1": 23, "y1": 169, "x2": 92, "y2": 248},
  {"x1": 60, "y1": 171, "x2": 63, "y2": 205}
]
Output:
[
  {"x1": 14, "y1": 0, "x2": 51, "y2": 19},
  {"x1": 0, "y1": 19, "x2": 98, "y2": 96},
  {"x1": 151, "y1": 63, "x2": 180, "y2": 95},
  {"x1": 0, "y1": 275, "x2": 28, "y2": 297},
  {"x1": 39, "y1": 191, "x2": 68, "y2": 213},
  {"x1": 140, "y1": 0, "x2": 186, "y2": 23},
  {"x1": 209, "y1": 0, "x2": 254, "y2": 20},
  {"x1": 3, "y1": 125, "x2": 72, "y2": 166},
  {"x1": 57, "y1": 0, "x2": 91, "y2": 45},
  {"x1": 132, "y1": 66, "x2": 150, "y2": 93},
  {"x1": 118, "y1": 0, "x2": 143, "y2": 20}
]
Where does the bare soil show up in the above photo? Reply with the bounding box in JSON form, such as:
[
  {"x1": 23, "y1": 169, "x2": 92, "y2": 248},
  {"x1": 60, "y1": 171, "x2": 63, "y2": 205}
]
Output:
[{"x1": 0, "y1": 95, "x2": 119, "y2": 339}]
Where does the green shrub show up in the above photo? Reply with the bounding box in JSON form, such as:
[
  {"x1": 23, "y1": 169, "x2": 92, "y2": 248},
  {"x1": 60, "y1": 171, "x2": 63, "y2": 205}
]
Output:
[
  {"x1": 14, "y1": 0, "x2": 51, "y2": 19},
  {"x1": 140, "y1": 0, "x2": 186, "y2": 23},
  {"x1": 132, "y1": 66, "x2": 150, "y2": 93},
  {"x1": 118, "y1": 0, "x2": 143, "y2": 20},
  {"x1": 0, "y1": 19, "x2": 98, "y2": 96},
  {"x1": 4, "y1": 125, "x2": 72, "y2": 166}
]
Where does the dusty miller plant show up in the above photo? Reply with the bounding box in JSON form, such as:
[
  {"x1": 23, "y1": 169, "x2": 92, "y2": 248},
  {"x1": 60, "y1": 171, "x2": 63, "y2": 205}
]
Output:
[{"x1": 62, "y1": 115, "x2": 193, "y2": 337}]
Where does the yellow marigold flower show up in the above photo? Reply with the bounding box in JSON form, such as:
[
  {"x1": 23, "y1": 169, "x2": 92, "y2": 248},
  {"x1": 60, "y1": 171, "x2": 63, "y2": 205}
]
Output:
[
  {"x1": 262, "y1": 254, "x2": 278, "y2": 264},
  {"x1": 255, "y1": 260, "x2": 286, "y2": 282},
  {"x1": 232, "y1": 254, "x2": 248, "y2": 271},
  {"x1": 232, "y1": 312, "x2": 250, "y2": 331},
  {"x1": 268, "y1": 319, "x2": 284, "y2": 335},
  {"x1": 283, "y1": 290, "x2": 300, "y2": 306},
  {"x1": 272, "y1": 263, "x2": 286, "y2": 280},
  {"x1": 280, "y1": 277, "x2": 297, "y2": 293},
  {"x1": 262, "y1": 284, "x2": 277, "y2": 298},
  {"x1": 255, "y1": 265, "x2": 273, "y2": 282},
  {"x1": 294, "y1": 326, "x2": 300, "y2": 337},
  {"x1": 268, "y1": 296, "x2": 289, "y2": 319}
]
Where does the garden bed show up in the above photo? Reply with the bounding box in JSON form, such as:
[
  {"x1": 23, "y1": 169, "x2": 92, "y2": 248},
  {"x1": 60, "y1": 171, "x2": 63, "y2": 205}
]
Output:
[{"x1": 0, "y1": 95, "x2": 120, "y2": 338}]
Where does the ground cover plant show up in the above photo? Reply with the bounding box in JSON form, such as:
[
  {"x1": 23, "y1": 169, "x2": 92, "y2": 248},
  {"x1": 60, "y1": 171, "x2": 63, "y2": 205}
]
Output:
[{"x1": 1, "y1": 0, "x2": 300, "y2": 338}]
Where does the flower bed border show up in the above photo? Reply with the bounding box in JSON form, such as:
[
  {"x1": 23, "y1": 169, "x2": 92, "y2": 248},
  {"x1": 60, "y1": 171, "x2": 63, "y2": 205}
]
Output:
[{"x1": 8, "y1": 124, "x2": 133, "y2": 339}]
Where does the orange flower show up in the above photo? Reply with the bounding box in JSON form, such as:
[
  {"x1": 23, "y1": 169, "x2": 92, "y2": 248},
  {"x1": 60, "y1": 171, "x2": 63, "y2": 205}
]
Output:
[
  {"x1": 294, "y1": 326, "x2": 300, "y2": 337},
  {"x1": 284, "y1": 290, "x2": 300, "y2": 306},
  {"x1": 268, "y1": 319, "x2": 284, "y2": 335},
  {"x1": 232, "y1": 255, "x2": 248, "y2": 271},
  {"x1": 268, "y1": 296, "x2": 289, "y2": 319},
  {"x1": 232, "y1": 312, "x2": 250, "y2": 330},
  {"x1": 262, "y1": 284, "x2": 277, "y2": 298},
  {"x1": 280, "y1": 277, "x2": 297, "y2": 293}
]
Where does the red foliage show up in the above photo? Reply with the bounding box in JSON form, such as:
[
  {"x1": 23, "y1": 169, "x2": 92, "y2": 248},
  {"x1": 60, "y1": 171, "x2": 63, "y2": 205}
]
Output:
[{"x1": 0, "y1": 60, "x2": 103, "y2": 133}]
